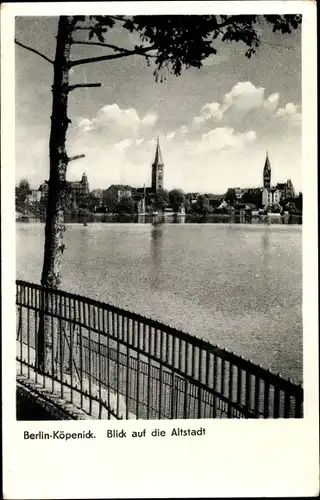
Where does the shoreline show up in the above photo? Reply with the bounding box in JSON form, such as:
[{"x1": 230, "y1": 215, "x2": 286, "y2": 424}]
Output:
[{"x1": 16, "y1": 213, "x2": 303, "y2": 224}]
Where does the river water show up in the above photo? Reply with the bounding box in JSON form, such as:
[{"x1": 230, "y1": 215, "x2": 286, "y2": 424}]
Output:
[{"x1": 16, "y1": 222, "x2": 302, "y2": 384}]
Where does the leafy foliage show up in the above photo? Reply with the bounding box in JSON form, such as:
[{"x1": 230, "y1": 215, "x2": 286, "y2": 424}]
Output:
[
  {"x1": 152, "y1": 189, "x2": 169, "y2": 211},
  {"x1": 225, "y1": 188, "x2": 237, "y2": 204},
  {"x1": 116, "y1": 195, "x2": 135, "y2": 214},
  {"x1": 73, "y1": 15, "x2": 301, "y2": 80},
  {"x1": 15, "y1": 179, "x2": 31, "y2": 211},
  {"x1": 195, "y1": 194, "x2": 211, "y2": 214},
  {"x1": 169, "y1": 189, "x2": 185, "y2": 212},
  {"x1": 242, "y1": 188, "x2": 263, "y2": 207}
]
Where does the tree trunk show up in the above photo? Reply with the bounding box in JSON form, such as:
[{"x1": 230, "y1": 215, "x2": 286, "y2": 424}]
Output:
[{"x1": 37, "y1": 17, "x2": 74, "y2": 372}]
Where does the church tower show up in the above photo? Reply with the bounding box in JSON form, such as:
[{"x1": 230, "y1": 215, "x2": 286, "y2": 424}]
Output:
[
  {"x1": 81, "y1": 172, "x2": 89, "y2": 195},
  {"x1": 263, "y1": 151, "x2": 271, "y2": 189},
  {"x1": 151, "y1": 137, "x2": 164, "y2": 192}
]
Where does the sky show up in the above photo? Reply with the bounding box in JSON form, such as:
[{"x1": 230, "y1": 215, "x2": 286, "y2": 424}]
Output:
[{"x1": 15, "y1": 16, "x2": 302, "y2": 194}]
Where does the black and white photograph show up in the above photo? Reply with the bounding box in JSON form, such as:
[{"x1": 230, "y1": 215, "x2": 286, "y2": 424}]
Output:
[
  {"x1": 14, "y1": 12, "x2": 306, "y2": 421},
  {"x1": 1, "y1": 1, "x2": 319, "y2": 497}
]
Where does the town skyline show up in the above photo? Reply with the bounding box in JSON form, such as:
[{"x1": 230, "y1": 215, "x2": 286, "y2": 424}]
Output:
[
  {"x1": 18, "y1": 144, "x2": 300, "y2": 198},
  {"x1": 16, "y1": 16, "x2": 302, "y2": 193}
]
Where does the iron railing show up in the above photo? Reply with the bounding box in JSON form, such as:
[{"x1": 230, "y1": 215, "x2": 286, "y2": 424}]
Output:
[{"x1": 16, "y1": 280, "x2": 303, "y2": 419}]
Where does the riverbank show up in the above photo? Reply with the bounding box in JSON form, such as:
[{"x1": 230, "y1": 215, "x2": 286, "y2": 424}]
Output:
[{"x1": 16, "y1": 212, "x2": 303, "y2": 224}]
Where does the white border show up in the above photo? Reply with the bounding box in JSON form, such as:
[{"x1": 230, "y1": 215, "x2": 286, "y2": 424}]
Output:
[{"x1": 2, "y1": 2, "x2": 319, "y2": 498}]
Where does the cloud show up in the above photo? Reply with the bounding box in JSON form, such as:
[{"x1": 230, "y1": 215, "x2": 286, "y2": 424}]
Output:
[
  {"x1": 135, "y1": 138, "x2": 145, "y2": 146},
  {"x1": 141, "y1": 113, "x2": 158, "y2": 127},
  {"x1": 186, "y1": 127, "x2": 256, "y2": 155},
  {"x1": 263, "y1": 92, "x2": 280, "y2": 112},
  {"x1": 113, "y1": 139, "x2": 133, "y2": 152},
  {"x1": 146, "y1": 138, "x2": 156, "y2": 145},
  {"x1": 193, "y1": 102, "x2": 223, "y2": 126},
  {"x1": 221, "y1": 81, "x2": 265, "y2": 113},
  {"x1": 276, "y1": 103, "x2": 301, "y2": 126},
  {"x1": 192, "y1": 82, "x2": 272, "y2": 128},
  {"x1": 191, "y1": 82, "x2": 300, "y2": 133},
  {"x1": 78, "y1": 104, "x2": 158, "y2": 137},
  {"x1": 201, "y1": 52, "x2": 230, "y2": 67},
  {"x1": 78, "y1": 118, "x2": 94, "y2": 133},
  {"x1": 166, "y1": 131, "x2": 176, "y2": 140},
  {"x1": 201, "y1": 127, "x2": 256, "y2": 151}
]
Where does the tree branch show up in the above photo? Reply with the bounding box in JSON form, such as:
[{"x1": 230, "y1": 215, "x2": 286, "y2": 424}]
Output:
[
  {"x1": 108, "y1": 15, "x2": 127, "y2": 24},
  {"x1": 72, "y1": 40, "x2": 137, "y2": 53},
  {"x1": 73, "y1": 26, "x2": 96, "y2": 31},
  {"x1": 260, "y1": 40, "x2": 293, "y2": 51},
  {"x1": 70, "y1": 44, "x2": 156, "y2": 67},
  {"x1": 14, "y1": 38, "x2": 54, "y2": 65},
  {"x1": 68, "y1": 154, "x2": 86, "y2": 162},
  {"x1": 68, "y1": 83, "x2": 101, "y2": 92}
]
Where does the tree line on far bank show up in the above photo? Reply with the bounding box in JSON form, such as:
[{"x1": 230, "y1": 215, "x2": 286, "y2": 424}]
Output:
[{"x1": 15, "y1": 179, "x2": 303, "y2": 218}]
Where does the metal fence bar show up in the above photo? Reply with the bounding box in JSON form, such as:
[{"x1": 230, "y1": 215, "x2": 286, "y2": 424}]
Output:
[
  {"x1": 228, "y1": 363, "x2": 234, "y2": 418},
  {"x1": 125, "y1": 316, "x2": 130, "y2": 420},
  {"x1": 284, "y1": 391, "x2": 291, "y2": 419},
  {"x1": 198, "y1": 348, "x2": 203, "y2": 419},
  {"x1": 59, "y1": 295, "x2": 65, "y2": 399},
  {"x1": 245, "y1": 371, "x2": 252, "y2": 411},
  {"x1": 98, "y1": 306, "x2": 102, "y2": 418},
  {"x1": 15, "y1": 281, "x2": 303, "y2": 421},
  {"x1": 34, "y1": 286, "x2": 38, "y2": 385},
  {"x1": 27, "y1": 285, "x2": 31, "y2": 379},
  {"x1": 184, "y1": 342, "x2": 190, "y2": 418},
  {"x1": 106, "y1": 310, "x2": 111, "y2": 419},
  {"x1": 69, "y1": 297, "x2": 73, "y2": 404},
  {"x1": 273, "y1": 385, "x2": 280, "y2": 418},
  {"x1": 136, "y1": 321, "x2": 141, "y2": 419},
  {"x1": 50, "y1": 290, "x2": 54, "y2": 392},
  {"x1": 158, "y1": 330, "x2": 163, "y2": 419},
  {"x1": 254, "y1": 376, "x2": 261, "y2": 417},
  {"x1": 78, "y1": 298, "x2": 84, "y2": 410},
  {"x1": 20, "y1": 285, "x2": 24, "y2": 374},
  {"x1": 264, "y1": 381, "x2": 270, "y2": 418},
  {"x1": 146, "y1": 324, "x2": 152, "y2": 419}
]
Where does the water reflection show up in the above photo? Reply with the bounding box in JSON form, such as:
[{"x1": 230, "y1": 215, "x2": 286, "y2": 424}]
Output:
[
  {"x1": 137, "y1": 214, "x2": 146, "y2": 224},
  {"x1": 261, "y1": 230, "x2": 270, "y2": 250},
  {"x1": 150, "y1": 223, "x2": 163, "y2": 288},
  {"x1": 17, "y1": 213, "x2": 302, "y2": 225},
  {"x1": 260, "y1": 230, "x2": 272, "y2": 297}
]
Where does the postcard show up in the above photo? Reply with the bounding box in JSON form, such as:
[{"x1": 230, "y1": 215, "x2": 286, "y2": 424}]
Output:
[{"x1": 1, "y1": 1, "x2": 318, "y2": 498}]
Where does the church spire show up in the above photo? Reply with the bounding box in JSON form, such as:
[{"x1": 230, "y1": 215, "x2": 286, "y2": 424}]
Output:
[
  {"x1": 153, "y1": 136, "x2": 164, "y2": 167},
  {"x1": 151, "y1": 137, "x2": 164, "y2": 192},
  {"x1": 263, "y1": 150, "x2": 271, "y2": 189}
]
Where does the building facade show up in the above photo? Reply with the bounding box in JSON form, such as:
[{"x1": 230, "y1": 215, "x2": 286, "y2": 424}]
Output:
[
  {"x1": 38, "y1": 173, "x2": 90, "y2": 211},
  {"x1": 234, "y1": 187, "x2": 248, "y2": 200},
  {"x1": 104, "y1": 185, "x2": 132, "y2": 203},
  {"x1": 276, "y1": 179, "x2": 295, "y2": 200},
  {"x1": 26, "y1": 189, "x2": 41, "y2": 204},
  {"x1": 262, "y1": 187, "x2": 281, "y2": 207},
  {"x1": 68, "y1": 172, "x2": 90, "y2": 203}
]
